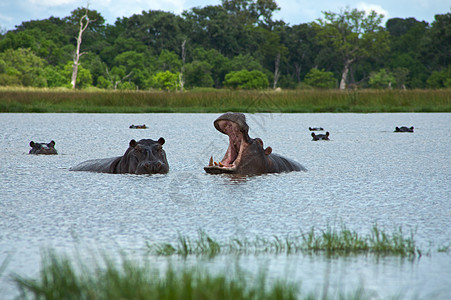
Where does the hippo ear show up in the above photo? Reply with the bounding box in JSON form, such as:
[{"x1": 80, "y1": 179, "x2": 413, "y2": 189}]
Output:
[
  {"x1": 49, "y1": 140, "x2": 55, "y2": 147},
  {"x1": 326, "y1": 132, "x2": 330, "y2": 137},
  {"x1": 255, "y1": 138, "x2": 264, "y2": 147},
  {"x1": 311, "y1": 132, "x2": 315, "y2": 137},
  {"x1": 264, "y1": 147, "x2": 272, "y2": 155},
  {"x1": 129, "y1": 139, "x2": 137, "y2": 147},
  {"x1": 158, "y1": 137, "x2": 165, "y2": 145},
  {"x1": 30, "y1": 141, "x2": 35, "y2": 147}
]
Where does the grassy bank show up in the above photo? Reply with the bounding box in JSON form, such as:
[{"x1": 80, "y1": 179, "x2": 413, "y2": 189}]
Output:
[{"x1": 0, "y1": 87, "x2": 450, "y2": 113}]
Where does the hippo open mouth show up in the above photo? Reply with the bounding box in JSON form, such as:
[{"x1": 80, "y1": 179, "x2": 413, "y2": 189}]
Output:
[
  {"x1": 205, "y1": 112, "x2": 305, "y2": 175},
  {"x1": 205, "y1": 112, "x2": 251, "y2": 174}
]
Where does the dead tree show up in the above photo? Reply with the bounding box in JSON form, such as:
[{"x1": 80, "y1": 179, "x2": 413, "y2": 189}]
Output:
[
  {"x1": 273, "y1": 52, "x2": 280, "y2": 89},
  {"x1": 179, "y1": 40, "x2": 186, "y2": 92},
  {"x1": 105, "y1": 66, "x2": 133, "y2": 90},
  {"x1": 71, "y1": 6, "x2": 94, "y2": 89}
]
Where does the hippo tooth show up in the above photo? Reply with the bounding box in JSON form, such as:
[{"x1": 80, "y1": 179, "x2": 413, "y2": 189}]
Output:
[
  {"x1": 209, "y1": 156, "x2": 213, "y2": 166},
  {"x1": 219, "y1": 162, "x2": 224, "y2": 167},
  {"x1": 214, "y1": 161, "x2": 218, "y2": 166}
]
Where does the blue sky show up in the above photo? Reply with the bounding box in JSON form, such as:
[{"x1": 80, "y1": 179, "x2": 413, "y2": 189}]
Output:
[{"x1": 1, "y1": 0, "x2": 449, "y2": 32}]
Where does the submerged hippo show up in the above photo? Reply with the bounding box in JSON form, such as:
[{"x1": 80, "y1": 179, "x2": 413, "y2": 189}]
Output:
[
  {"x1": 70, "y1": 138, "x2": 169, "y2": 174},
  {"x1": 204, "y1": 112, "x2": 305, "y2": 175},
  {"x1": 29, "y1": 141, "x2": 57, "y2": 155},
  {"x1": 311, "y1": 132, "x2": 330, "y2": 141},
  {"x1": 309, "y1": 127, "x2": 324, "y2": 131},
  {"x1": 395, "y1": 126, "x2": 414, "y2": 132},
  {"x1": 129, "y1": 124, "x2": 147, "y2": 129}
]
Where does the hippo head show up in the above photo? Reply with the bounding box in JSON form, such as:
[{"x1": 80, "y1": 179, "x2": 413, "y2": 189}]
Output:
[
  {"x1": 204, "y1": 113, "x2": 274, "y2": 175},
  {"x1": 124, "y1": 138, "x2": 169, "y2": 174},
  {"x1": 311, "y1": 132, "x2": 330, "y2": 141},
  {"x1": 29, "y1": 141, "x2": 57, "y2": 155}
]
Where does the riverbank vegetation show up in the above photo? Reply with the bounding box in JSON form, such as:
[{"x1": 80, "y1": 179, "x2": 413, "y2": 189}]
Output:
[
  {"x1": 0, "y1": 87, "x2": 449, "y2": 113},
  {"x1": 1, "y1": 3, "x2": 449, "y2": 91}
]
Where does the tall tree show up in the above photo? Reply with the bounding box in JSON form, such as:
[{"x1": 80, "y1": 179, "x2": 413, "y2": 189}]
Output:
[
  {"x1": 71, "y1": 5, "x2": 94, "y2": 89},
  {"x1": 314, "y1": 8, "x2": 389, "y2": 89}
]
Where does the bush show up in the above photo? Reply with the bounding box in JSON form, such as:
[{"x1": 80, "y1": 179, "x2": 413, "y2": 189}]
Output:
[
  {"x1": 303, "y1": 68, "x2": 336, "y2": 89},
  {"x1": 147, "y1": 71, "x2": 180, "y2": 91},
  {"x1": 223, "y1": 69, "x2": 269, "y2": 89},
  {"x1": 426, "y1": 66, "x2": 451, "y2": 88},
  {"x1": 369, "y1": 69, "x2": 397, "y2": 89}
]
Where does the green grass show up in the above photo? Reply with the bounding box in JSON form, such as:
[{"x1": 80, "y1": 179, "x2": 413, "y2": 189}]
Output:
[
  {"x1": 13, "y1": 250, "x2": 301, "y2": 300},
  {"x1": 13, "y1": 249, "x2": 383, "y2": 300},
  {"x1": 0, "y1": 87, "x2": 450, "y2": 113},
  {"x1": 147, "y1": 225, "x2": 420, "y2": 257}
]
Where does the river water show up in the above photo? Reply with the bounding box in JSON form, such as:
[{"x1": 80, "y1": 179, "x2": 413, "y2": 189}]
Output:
[{"x1": 0, "y1": 112, "x2": 450, "y2": 299}]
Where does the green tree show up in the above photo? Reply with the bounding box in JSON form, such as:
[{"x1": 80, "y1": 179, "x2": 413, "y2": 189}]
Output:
[
  {"x1": 223, "y1": 69, "x2": 269, "y2": 89},
  {"x1": 222, "y1": 0, "x2": 280, "y2": 28},
  {"x1": 386, "y1": 17, "x2": 429, "y2": 88},
  {"x1": 426, "y1": 66, "x2": 451, "y2": 88},
  {"x1": 62, "y1": 61, "x2": 92, "y2": 88},
  {"x1": 314, "y1": 8, "x2": 390, "y2": 89},
  {"x1": 369, "y1": 69, "x2": 397, "y2": 88},
  {"x1": 420, "y1": 13, "x2": 451, "y2": 72},
  {"x1": 303, "y1": 68, "x2": 336, "y2": 88},
  {"x1": 282, "y1": 23, "x2": 319, "y2": 85},
  {"x1": 0, "y1": 48, "x2": 47, "y2": 86},
  {"x1": 147, "y1": 71, "x2": 180, "y2": 91},
  {"x1": 184, "y1": 61, "x2": 214, "y2": 88}
]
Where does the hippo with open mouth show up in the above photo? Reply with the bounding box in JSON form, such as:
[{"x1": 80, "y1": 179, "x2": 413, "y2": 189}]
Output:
[
  {"x1": 70, "y1": 138, "x2": 169, "y2": 174},
  {"x1": 29, "y1": 141, "x2": 57, "y2": 155},
  {"x1": 204, "y1": 112, "x2": 305, "y2": 175}
]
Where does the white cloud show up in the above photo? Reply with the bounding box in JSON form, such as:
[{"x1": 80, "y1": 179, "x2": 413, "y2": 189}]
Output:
[{"x1": 356, "y1": 2, "x2": 390, "y2": 19}]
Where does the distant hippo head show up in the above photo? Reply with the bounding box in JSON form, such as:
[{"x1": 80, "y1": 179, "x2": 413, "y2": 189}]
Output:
[
  {"x1": 311, "y1": 132, "x2": 330, "y2": 141},
  {"x1": 123, "y1": 138, "x2": 169, "y2": 174},
  {"x1": 394, "y1": 126, "x2": 414, "y2": 132},
  {"x1": 29, "y1": 141, "x2": 57, "y2": 155},
  {"x1": 205, "y1": 112, "x2": 304, "y2": 175}
]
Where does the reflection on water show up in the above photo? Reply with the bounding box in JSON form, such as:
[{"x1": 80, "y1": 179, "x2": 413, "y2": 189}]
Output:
[{"x1": 0, "y1": 112, "x2": 450, "y2": 299}]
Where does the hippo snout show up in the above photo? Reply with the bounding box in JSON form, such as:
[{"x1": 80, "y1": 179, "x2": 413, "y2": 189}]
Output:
[{"x1": 137, "y1": 161, "x2": 167, "y2": 174}]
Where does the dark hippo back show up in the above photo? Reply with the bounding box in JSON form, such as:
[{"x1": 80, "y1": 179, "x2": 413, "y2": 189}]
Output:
[
  {"x1": 70, "y1": 138, "x2": 169, "y2": 174},
  {"x1": 267, "y1": 153, "x2": 306, "y2": 173},
  {"x1": 29, "y1": 141, "x2": 57, "y2": 155}
]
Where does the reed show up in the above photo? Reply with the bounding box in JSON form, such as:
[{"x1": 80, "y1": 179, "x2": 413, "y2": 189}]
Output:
[
  {"x1": 147, "y1": 226, "x2": 420, "y2": 257},
  {"x1": 13, "y1": 249, "x2": 384, "y2": 300},
  {"x1": 1, "y1": 87, "x2": 449, "y2": 113},
  {"x1": 14, "y1": 249, "x2": 301, "y2": 300}
]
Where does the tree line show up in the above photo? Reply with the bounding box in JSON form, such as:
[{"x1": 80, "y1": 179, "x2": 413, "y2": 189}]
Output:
[{"x1": 0, "y1": 0, "x2": 449, "y2": 90}]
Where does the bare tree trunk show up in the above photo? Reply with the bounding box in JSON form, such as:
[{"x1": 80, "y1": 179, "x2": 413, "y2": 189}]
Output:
[
  {"x1": 179, "y1": 40, "x2": 186, "y2": 92},
  {"x1": 105, "y1": 66, "x2": 133, "y2": 90},
  {"x1": 339, "y1": 58, "x2": 353, "y2": 90},
  {"x1": 71, "y1": 6, "x2": 93, "y2": 89},
  {"x1": 273, "y1": 52, "x2": 280, "y2": 89},
  {"x1": 294, "y1": 63, "x2": 301, "y2": 83}
]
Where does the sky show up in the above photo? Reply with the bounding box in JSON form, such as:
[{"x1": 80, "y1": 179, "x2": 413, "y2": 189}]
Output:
[{"x1": 0, "y1": 0, "x2": 450, "y2": 32}]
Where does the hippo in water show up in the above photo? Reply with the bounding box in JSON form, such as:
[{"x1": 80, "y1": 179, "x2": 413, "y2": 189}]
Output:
[
  {"x1": 311, "y1": 132, "x2": 330, "y2": 141},
  {"x1": 29, "y1": 141, "x2": 57, "y2": 155},
  {"x1": 70, "y1": 138, "x2": 169, "y2": 174},
  {"x1": 394, "y1": 126, "x2": 414, "y2": 132},
  {"x1": 204, "y1": 112, "x2": 305, "y2": 175},
  {"x1": 309, "y1": 127, "x2": 324, "y2": 131}
]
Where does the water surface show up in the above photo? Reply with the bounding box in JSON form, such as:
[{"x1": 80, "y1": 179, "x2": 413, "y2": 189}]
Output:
[{"x1": 0, "y1": 113, "x2": 450, "y2": 299}]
